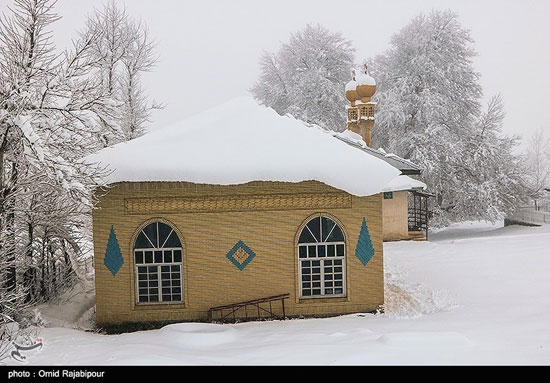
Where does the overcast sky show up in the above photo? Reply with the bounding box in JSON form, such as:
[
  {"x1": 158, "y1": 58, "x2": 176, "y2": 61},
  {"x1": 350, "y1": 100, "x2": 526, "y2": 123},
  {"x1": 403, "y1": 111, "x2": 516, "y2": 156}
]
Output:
[{"x1": 3, "y1": 0, "x2": 549, "y2": 147}]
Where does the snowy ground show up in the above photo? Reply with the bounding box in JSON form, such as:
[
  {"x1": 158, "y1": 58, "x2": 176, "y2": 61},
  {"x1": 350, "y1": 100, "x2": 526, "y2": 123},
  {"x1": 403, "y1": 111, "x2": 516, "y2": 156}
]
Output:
[{"x1": 8, "y1": 221, "x2": 550, "y2": 365}]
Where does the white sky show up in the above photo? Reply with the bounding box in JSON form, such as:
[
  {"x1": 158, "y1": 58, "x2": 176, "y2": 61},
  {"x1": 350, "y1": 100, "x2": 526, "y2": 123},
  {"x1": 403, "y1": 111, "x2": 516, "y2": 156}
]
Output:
[{"x1": 3, "y1": 0, "x2": 550, "y2": 147}]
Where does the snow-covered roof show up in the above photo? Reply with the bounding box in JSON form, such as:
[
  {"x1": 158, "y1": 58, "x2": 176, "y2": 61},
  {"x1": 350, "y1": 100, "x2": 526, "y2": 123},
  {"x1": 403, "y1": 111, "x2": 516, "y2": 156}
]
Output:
[
  {"x1": 332, "y1": 131, "x2": 422, "y2": 175},
  {"x1": 382, "y1": 175, "x2": 426, "y2": 192},
  {"x1": 87, "y1": 97, "x2": 400, "y2": 196}
]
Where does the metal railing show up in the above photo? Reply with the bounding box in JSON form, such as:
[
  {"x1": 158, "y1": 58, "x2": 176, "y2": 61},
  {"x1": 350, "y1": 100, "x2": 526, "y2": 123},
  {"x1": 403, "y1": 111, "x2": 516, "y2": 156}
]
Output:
[{"x1": 207, "y1": 293, "x2": 290, "y2": 323}]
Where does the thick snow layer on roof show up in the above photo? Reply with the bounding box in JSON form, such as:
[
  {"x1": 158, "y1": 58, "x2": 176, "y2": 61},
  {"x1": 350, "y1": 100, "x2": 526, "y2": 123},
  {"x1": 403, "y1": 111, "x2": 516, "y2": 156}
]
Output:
[
  {"x1": 87, "y1": 97, "x2": 400, "y2": 196},
  {"x1": 382, "y1": 175, "x2": 426, "y2": 192}
]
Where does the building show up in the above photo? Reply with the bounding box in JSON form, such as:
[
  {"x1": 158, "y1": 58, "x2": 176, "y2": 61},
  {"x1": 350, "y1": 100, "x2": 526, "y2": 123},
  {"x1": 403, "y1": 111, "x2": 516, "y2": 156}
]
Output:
[
  {"x1": 88, "y1": 97, "x2": 401, "y2": 326},
  {"x1": 342, "y1": 65, "x2": 432, "y2": 241}
]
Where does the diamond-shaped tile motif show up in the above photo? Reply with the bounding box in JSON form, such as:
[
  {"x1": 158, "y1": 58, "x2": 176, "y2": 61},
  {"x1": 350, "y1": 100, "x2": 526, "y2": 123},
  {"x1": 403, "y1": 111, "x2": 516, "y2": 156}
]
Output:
[{"x1": 226, "y1": 240, "x2": 256, "y2": 270}]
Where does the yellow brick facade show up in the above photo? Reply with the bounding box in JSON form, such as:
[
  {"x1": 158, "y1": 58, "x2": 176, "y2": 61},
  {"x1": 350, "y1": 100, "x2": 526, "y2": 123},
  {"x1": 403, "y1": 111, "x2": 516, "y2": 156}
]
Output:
[
  {"x1": 382, "y1": 190, "x2": 409, "y2": 241},
  {"x1": 93, "y1": 181, "x2": 384, "y2": 325}
]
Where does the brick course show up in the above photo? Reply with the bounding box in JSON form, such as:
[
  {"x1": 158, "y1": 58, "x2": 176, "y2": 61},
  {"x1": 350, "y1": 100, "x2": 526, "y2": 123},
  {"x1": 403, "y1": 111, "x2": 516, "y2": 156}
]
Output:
[{"x1": 93, "y1": 181, "x2": 384, "y2": 325}]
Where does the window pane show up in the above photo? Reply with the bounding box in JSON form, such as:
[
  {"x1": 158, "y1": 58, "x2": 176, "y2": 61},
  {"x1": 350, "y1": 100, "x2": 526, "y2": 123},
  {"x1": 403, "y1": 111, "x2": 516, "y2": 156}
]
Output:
[
  {"x1": 327, "y1": 225, "x2": 345, "y2": 242},
  {"x1": 157, "y1": 222, "x2": 172, "y2": 247},
  {"x1": 135, "y1": 232, "x2": 153, "y2": 249},
  {"x1": 143, "y1": 223, "x2": 159, "y2": 248},
  {"x1": 312, "y1": 289, "x2": 321, "y2": 295},
  {"x1": 164, "y1": 230, "x2": 182, "y2": 248},
  {"x1": 135, "y1": 251, "x2": 144, "y2": 264},
  {"x1": 150, "y1": 295, "x2": 159, "y2": 302},
  {"x1": 327, "y1": 245, "x2": 335, "y2": 257},
  {"x1": 308, "y1": 245, "x2": 317, "y2": 258},
  {"x1": 173, "y1": 295, "x2": 182, "y2": 301},
  {"x1": 336, "y1": 244, "x2": 345, "y2": 257},
  {"x1": 298, "y1": 228, "x2": 316, "y2": 244},
  {"x1": 145, "y1": 251, "x2": 153, "y2": 263},
  {"x1": 173, "y1": 250, "x2": 182, "y2": 262},
  {"x1": 299, "y1": 246, "x2": 307, "y2": 258},
  {"x1": 317, "y1": 245, "x2": 326, "y2": 257},
  {"x1": 307, "y1": 217, "x2": 321, "y2": 242},
  {"x1": 164, "y1": 252, "x2": 172, "y2": 263},
  {"x1": 154, "y1": 251, "x2": 163, "y2": 263},
  {"x1": 321, "y1": 217, "x2": 335, "y2": 242}
]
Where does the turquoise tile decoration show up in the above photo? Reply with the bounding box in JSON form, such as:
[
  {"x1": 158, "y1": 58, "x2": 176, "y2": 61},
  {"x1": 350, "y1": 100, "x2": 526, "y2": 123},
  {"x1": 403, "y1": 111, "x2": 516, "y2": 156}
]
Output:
[
  {"x1": 104, "y1": 225, "x2": 124, "y2": 275},
  {"x1": 226, "y1": 240, "x2": 256, "y2": 270},
  {"x1": 355, "y1": 217, "x2": 374, "y2": 266}
]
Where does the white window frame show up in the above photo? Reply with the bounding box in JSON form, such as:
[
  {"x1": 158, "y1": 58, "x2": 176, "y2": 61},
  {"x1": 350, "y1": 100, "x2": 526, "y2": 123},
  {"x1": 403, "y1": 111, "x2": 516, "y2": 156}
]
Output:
[
  {"x1": 297, "y1": 216, "x2": 347, "y2": 299},
  {"x1": 134, "y1": 222, "x2": 184, "y2": 305}
]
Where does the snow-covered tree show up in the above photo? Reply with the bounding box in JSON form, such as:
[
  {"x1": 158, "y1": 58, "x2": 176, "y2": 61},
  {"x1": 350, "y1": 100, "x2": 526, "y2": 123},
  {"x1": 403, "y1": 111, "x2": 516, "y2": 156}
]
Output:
[
  {"x1": 83, "y1": 1, "x2": 160, "y2": 141},
  {"x1": 251, "y1": 24, "x2": 355, "y2": 132},
  {"x1": 370, "y1": 10, "x2": 528, "y2": 224},
  {"x1": 0, "y1": 0, "x2": 159, "y2": 330},
  {"x1": 0, "y1": 0, "x2": 115, "y2": 309},
  {"x1": 523, "y1": 127, "x2": 550, "y2": 209}
]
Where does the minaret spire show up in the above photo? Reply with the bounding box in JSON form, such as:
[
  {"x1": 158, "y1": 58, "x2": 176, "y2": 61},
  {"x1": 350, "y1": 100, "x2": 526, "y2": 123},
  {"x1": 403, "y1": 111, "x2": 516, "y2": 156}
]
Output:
[{"x1": 345, "y1": 64, "x2": 376, "y2": 147}]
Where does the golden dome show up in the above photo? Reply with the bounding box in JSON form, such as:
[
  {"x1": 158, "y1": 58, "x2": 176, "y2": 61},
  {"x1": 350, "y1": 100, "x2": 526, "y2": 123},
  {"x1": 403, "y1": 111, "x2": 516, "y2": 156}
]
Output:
[
  {"x1": 355, "y1": 65, "x2": 376, "y2": 101},
  {"x1": 345, "y1": 80, "x2": 359, "y2": 103}
]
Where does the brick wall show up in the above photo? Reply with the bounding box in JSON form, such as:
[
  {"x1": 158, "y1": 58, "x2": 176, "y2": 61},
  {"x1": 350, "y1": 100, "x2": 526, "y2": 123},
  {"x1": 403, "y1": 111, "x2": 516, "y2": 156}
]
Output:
[{"x1": 93, "y1": 181, "x2": 384, "y2": 325}]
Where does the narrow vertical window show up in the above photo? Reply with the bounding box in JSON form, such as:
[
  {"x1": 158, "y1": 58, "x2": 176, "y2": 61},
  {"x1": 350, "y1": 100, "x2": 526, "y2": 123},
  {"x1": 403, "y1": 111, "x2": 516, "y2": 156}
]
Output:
[{"x1": 297, "y1": 216, "x2": 346, "y2": 298}]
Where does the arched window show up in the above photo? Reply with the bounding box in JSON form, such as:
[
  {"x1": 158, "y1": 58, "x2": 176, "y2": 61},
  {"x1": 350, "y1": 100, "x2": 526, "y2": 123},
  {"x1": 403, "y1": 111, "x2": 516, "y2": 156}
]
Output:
[
  {"x1": 134, "y1": 221, "x2": 183, "y2": 304},
  {"x1": 297, "y1": 216, "x2": 346, "y2": 298}
]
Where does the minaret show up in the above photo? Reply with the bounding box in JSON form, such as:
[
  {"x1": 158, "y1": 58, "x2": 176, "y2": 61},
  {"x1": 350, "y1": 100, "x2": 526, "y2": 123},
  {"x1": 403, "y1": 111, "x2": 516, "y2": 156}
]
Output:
[{"x1": 345, "y1": 64, "x2": 376, "y2": 146}]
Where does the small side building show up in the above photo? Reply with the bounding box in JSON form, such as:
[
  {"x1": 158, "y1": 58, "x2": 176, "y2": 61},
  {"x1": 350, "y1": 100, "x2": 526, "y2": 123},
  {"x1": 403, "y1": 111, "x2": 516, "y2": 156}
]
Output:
[{"x1": 88, "y1": 98, "x2": 401, "y2": 326}]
